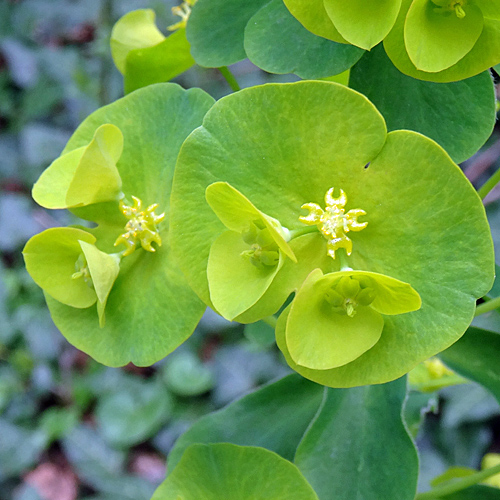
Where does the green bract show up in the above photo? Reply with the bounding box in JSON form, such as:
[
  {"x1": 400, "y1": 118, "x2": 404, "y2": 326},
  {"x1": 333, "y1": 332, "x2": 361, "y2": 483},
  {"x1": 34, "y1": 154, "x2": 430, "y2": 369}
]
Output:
[
  {"x1": 32, "y1": 123, "x2": 123, "y2": 209},
  {"x1": 206, "y1": 182, "x2": 296, "y2": 319},
  {"x1": 384, "y1": 0, "x2": 500, "y2": 81},
  {"x1": 283, "y1": 0, "x2": 402, "y2": 49},
  {"x1": 110, "y1": 9, "x2": 194, "y2": 94},
  {"x1": 286, "y1": 269, "x2": 420, "y2": 370},
  {"x1": 23, "y1": 227, "x2": 101, "y2": 309},
  {"x1": 152, "y1": 443, "x2": 319, "y2": 500},
  {"x1": 25, "y1": 83, "x2": 215, "y2": 367},
  {"x1": 170, "y1": 81, "x2": 494, "y2": 387}
]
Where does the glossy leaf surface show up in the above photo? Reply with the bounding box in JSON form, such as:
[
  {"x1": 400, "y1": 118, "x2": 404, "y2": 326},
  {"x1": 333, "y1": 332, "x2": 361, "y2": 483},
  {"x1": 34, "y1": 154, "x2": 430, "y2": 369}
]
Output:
[
  {"x1": 244, "y1": 0, "x2": 364, "y2": 79},
  {"x1": 168, "y1": 374, "x2": 323, "y2": 471},
  {"x1": 295, "y1": 377, "x2": 418, "y2": 500},
  {"x1": 350, "y1": 45, "x2": 496, "y2": 163},
  {"x1": 153, "y1": 443, "x2": 319, "y2": 500},
  {"x1": 43, "y1": 84, "x2": 214, "y2": 366}
]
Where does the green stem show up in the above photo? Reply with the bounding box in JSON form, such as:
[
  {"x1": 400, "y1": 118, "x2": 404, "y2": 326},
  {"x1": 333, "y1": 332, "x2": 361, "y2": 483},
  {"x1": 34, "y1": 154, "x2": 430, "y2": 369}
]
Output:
[
  {"x1": 415, "y1": 462, "x2": 500, "y2": 499},
  {"x1": 218, "y1": 66, "x2": 241, "y2": 92},
  {"x1": 474, "y1": 296, "x2": 500, "y2": 317},
  {"x1": 288, "y1": 225, "x2": 319, "y2": 240},
  {"x1": 261, "y1": 315, "x2": 277, "y2": 329},
  {"x1": 477, "y1": 166, "x2": 500, "y2": 200},
  {"x1": 338, "y1": 248, "x2": 352, "y2": 272},
  {"x1": 98, "y1": 0, "x2": 113, "y2": 106}
]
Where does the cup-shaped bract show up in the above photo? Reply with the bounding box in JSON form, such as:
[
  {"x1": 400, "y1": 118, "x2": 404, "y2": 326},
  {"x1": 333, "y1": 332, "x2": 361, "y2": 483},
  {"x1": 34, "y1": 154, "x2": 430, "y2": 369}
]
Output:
[
  {"x1": 27, "y1": 83, "x2": 215, "y2": 367},
  {"x1": 170, "y1": 80, "x2": 494, "y2": 386},
  {"x1": 110, "y1": 9, "x2": 194, "y2": 94},
  {"x1": 23, "y1": 227, "x2": 100, "y2": 309},
  {"x1": 283, "y1": 0, "x2": 402, "y2": 49},
  {"x1": 286, "y1": 269, "x2": 421, "y2": 370},
  {"x1": 23, "y1": 228, "x2": 121, "y2": 327},
  {"x1": 385, "y1": 0, "x2": 500, "y2": 82},
  {"x1": 205, "y1": 181, "x2": 296, "y2": 319},
  {"x1": 151, "y1": 443, "x2": 319, "y2": 500},
  {"x1": 32, "y1": 123, "x2": 123, "y2": 209}
]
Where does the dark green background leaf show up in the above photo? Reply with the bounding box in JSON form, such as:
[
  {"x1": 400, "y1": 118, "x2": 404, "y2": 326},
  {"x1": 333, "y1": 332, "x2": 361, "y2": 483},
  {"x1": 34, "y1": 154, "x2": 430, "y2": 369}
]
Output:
[
  {"x1": 187, "y1": 0, "x2": 268, "y2": 67},
  {"x1": 440, "y1": 327, "x2": 500, "y2": 404},
  {"x1": 244, "y1": 0, "x2": 364, "y2": 79},
  {"x1": 167, "y1": 374, "x2": 323, "y2": 471},
  {"x1": 349, "y1": 45, "x2": 495, "y2": 163},
  {"x1": 294, "y1": 377, "x2": 418, "y2": 500}
]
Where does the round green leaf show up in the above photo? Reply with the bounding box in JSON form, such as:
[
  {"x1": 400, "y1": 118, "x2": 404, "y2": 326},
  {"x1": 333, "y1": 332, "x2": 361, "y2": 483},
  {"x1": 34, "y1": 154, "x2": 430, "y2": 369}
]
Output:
[
  {"x1": 405, "y1": 0, "x2": 483, "y2": 73},
  {"x1": 384, "y1": 0, "x2": 500, "y2": 82},
  {"x1": 349, "y1": 44, "x2": 496, "y2": 163},
  {"x1": 152, "y1": 443, "x2": 319, "y2": 500},
  {"x1": 244, "y1": 0, "x2": 364, "y2": 80},
  {"x1": 23, "y1": 228, "x2": 97, "y2": 309},
  {"x1": 171, "y1": 81, "x2": 387, "y2": 309},
  {"x1": 32, "y1": 124, "x2": 123, "y2": 209},
  {"x1": 170, "y1": 81, "x2": 493, "y2": 386},
  {"x1": 186, "y1": 0, "x2": 269, "y2": 67},
  {"x1": 323, "y1": 0, "x2": 402, "y2": 50},
  {"x1": 40, "y1": 84, "x2": 214, "y2": 367},
  {"x1": 282, "y1": 0, "x2": 346, "y2": 41},
  {"x1": 110, "y1": 9, "x2": 165, "y2": 74}
]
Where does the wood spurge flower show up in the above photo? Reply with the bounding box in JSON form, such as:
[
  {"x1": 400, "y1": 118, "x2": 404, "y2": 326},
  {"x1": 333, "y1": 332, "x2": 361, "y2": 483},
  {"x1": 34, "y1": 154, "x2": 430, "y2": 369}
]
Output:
[
  {"x1": 300, "y1": 187, "x2": 367, "y2": 259},
  {"x1": 114, "y1": 196, "x2": 165, "y2": 256}
]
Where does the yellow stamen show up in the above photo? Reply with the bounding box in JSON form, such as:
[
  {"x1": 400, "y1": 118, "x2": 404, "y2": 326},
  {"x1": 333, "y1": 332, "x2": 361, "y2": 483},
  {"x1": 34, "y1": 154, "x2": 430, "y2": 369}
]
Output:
[
  {"x1": 167, "y1": 0, "x2": 197, "y2": 31},
  {"x1": 114, "y1": 196, "x2": 165, "y2": 257},
  {"x1": 299, "y1": 187, "x2": 367, "y2": 259}
]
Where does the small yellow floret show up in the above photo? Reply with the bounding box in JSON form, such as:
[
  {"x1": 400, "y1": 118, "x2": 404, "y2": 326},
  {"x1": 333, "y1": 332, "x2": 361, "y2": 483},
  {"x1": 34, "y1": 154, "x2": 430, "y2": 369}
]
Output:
[
  {"x1": 299, "y1": 187, "x2": 367, "y2": 259},
  {"x1": 114, "y1": 196, "x2": 165, "y2": 257},
  {"x1": 168, "y1": 0, "x2": 197, "y2": 31}
]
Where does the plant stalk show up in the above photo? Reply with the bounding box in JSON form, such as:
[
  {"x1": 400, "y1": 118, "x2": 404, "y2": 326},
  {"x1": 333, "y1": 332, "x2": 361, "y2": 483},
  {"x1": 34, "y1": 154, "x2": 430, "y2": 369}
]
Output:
[
  {"x1": 218, "y1": 66, "x2": 241, "y2": 92},
  {"x1": 415, "y1": 462, "x2": 500, "y2": 499},
  {"x1": 478, "y1": 166, "x2": 500, "y2": 200},
  {"x1": 474, "y1": 296, "x2": 500, "y2": 317}
]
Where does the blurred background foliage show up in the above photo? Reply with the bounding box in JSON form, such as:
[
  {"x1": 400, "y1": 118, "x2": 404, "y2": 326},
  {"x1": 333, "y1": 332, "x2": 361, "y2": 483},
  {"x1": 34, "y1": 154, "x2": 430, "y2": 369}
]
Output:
[{"x1": 1, "y1": 0, "x2": 500, "y2": 499}]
